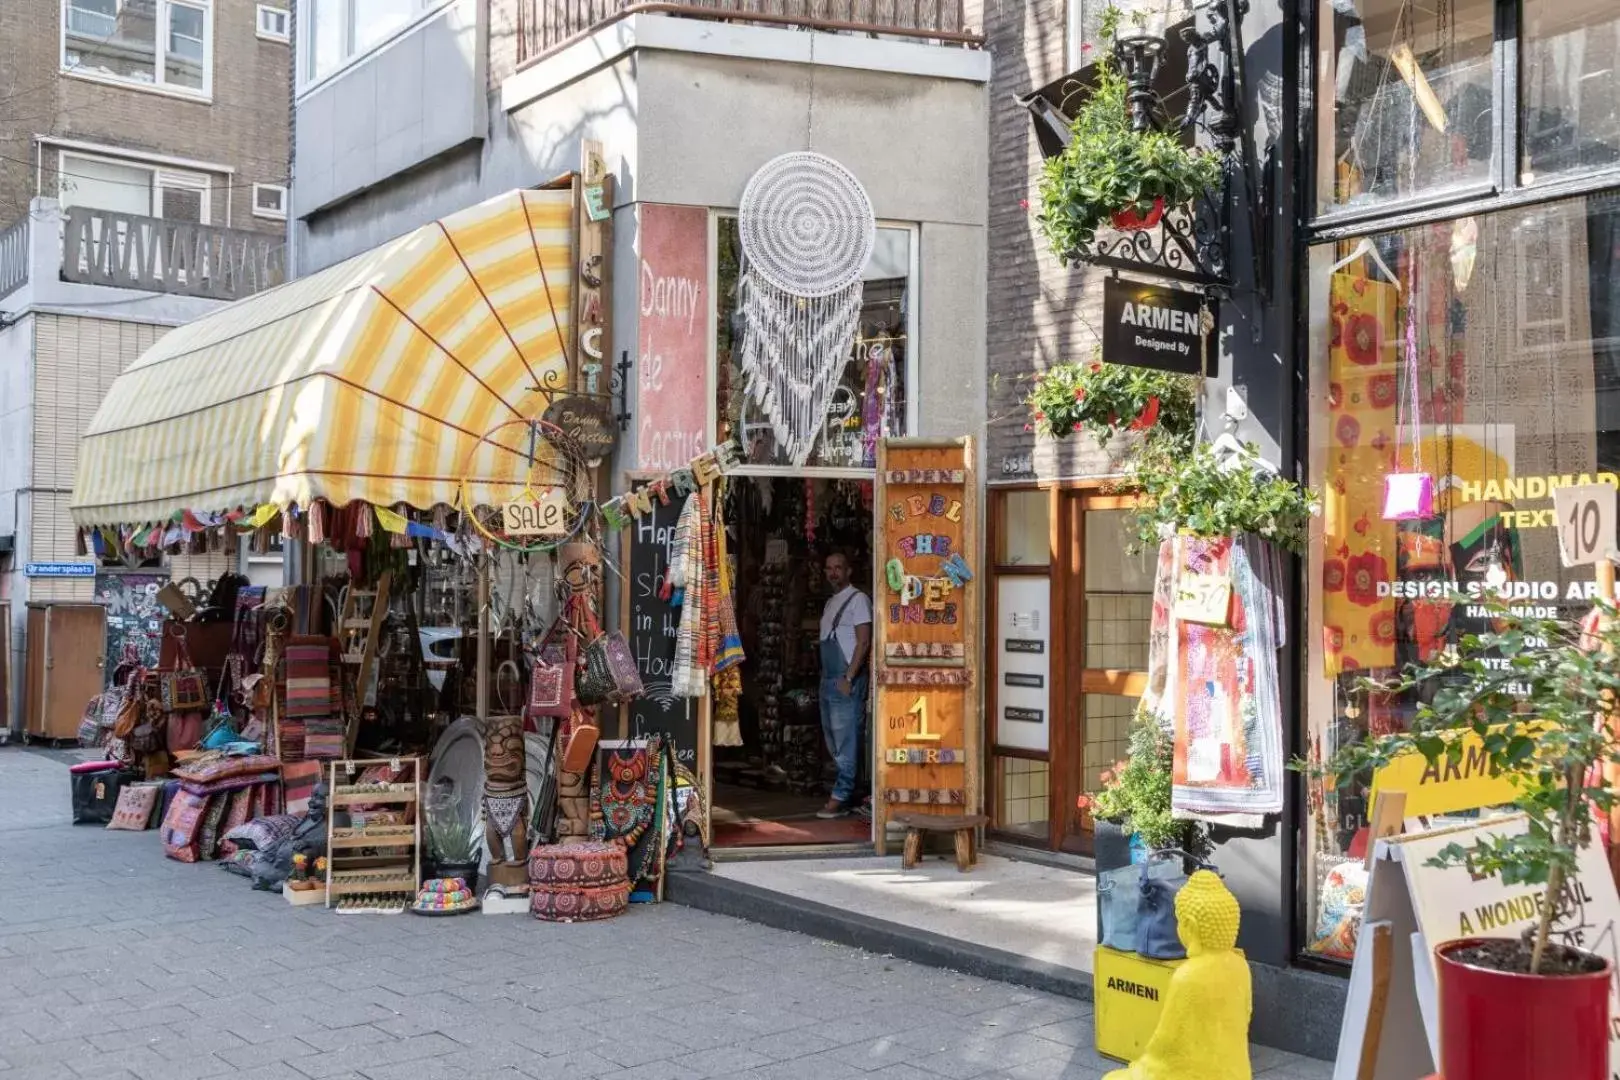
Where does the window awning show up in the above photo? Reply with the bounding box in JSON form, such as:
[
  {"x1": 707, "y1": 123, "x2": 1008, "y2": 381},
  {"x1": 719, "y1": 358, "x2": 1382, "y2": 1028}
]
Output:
[{"x1": 70, "y1": 189, "x2": 575, "y2": 529}]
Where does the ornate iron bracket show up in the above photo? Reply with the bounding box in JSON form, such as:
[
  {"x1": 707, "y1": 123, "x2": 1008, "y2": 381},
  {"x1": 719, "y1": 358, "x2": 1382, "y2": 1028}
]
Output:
[
  {"x1": 613, "y1": 349, "x2": 634, "y2": 432},
  {"x1": 1020, "y1": 0, "x2": 1267, "y2": 298}
]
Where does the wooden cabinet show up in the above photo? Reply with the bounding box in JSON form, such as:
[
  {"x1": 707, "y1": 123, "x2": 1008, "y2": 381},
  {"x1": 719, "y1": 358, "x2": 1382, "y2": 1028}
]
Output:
[{"x1": 24, "y1": 604, "x2": 107, "y2": 742}]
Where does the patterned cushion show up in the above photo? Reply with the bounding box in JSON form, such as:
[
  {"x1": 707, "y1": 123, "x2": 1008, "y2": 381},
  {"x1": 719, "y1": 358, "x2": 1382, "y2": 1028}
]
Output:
[
  {"x1": 106, "y1": 784, "x2": 161, "y2": 831},
  {"x1": 529, "y1": 881, "x2": 630, "y2": 923},
  {"x1": 528, "y1": 842, "x2": 628, "y2": 890},
  {"x1": 161, "y1": 790, "x2": 212, "y2": 863},
  {"x1": 223, "y1": 814, "x2": 300, "y2": 852},
  {"x1": 197, "y1": 794, "x2": 231, "y2": 861},
  {"x1": 172, "y1": 754, "x2": 281, "y2": 786}
]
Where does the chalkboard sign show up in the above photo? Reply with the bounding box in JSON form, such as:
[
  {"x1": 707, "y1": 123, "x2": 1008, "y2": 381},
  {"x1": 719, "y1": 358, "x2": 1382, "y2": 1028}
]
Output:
[
  {"x1": 624, "y1": 487, "x2": 698, "y2": 766},
  {"x1": 94, "y1": 572, "x2": 166, "y2": 682}
]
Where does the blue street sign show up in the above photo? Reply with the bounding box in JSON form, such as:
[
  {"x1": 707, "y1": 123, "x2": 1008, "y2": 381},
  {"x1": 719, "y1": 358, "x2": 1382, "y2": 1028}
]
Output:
[{"x1": 24, "y1": 562, "x2": 97, "y2": 578}]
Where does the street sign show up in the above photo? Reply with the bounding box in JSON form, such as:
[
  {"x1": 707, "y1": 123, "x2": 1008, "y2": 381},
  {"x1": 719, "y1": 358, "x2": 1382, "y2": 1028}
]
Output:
[
  {"x1": 1552, "y1": 483, "x2": 1617, "y2": 567},
  {"x1": 25, "y1": 561, "x2": 96, "y2": 578}
]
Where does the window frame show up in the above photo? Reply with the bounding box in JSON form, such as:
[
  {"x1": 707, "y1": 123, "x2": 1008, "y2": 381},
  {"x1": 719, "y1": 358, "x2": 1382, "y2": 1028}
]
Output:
[
  {"x1": 251, "y1": 182, "x2": 289, "y2": 220},
  {"x1": 707, "y1": 210, "x2": 921, "y2": 481},
  {"x1": 295, "y1": 0, "x2": 452, "y2": 94},
  {"x1": 1304, "y1": 0, "x2": 1620, "y2": 234},
  {"x1": 256, "y1": 4, "x2": 289, "y2": 42},
  {"x1": 56, "y1": 148, "x2": 214, "y2": 225},
  {"x1": 60, "y1": 0, "x2": 214, "y2": 101}
]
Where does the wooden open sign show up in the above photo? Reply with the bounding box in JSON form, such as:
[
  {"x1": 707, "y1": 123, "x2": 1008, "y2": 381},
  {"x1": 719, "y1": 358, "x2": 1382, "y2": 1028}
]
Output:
[{"x1": 504, "y1": 488, "x2": 568, "y2": 537}]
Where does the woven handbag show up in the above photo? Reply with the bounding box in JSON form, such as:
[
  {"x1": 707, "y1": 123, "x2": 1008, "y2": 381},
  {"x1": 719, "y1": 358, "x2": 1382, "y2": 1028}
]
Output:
[
  {"x1": 575, "y1": 608, "x2": 643, "y2": 707},
  {"x1": 528, "y1": 618, "x2": 577, "y2": 719},
  {"x1": 162, "y1": 629, "x2": 209, "y2": 713}
]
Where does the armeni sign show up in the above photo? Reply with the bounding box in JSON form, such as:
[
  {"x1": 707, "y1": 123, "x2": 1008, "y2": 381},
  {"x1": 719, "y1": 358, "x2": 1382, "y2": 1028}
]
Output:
[{"x1": 1101, "y1": 277, "x2": 1218, "y2": 377}]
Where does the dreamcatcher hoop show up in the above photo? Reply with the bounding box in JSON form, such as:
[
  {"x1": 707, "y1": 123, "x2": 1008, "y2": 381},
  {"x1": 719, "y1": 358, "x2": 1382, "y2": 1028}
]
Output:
[{"x1": 457, "y1": 417, "x2": 595, "y2": 553}]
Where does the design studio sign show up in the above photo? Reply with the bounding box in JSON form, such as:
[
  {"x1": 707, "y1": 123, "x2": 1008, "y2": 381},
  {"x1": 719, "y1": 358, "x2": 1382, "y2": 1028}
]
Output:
[{"x1": 1102, "y1": 277, "x2": 1218, "y2": 377}]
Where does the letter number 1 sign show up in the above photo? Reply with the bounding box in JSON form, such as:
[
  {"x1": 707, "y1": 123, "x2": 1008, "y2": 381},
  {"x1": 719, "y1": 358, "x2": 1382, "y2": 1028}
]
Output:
[{"x1": 1553, "y1": 483, "x2": 1617, "y2": 568}]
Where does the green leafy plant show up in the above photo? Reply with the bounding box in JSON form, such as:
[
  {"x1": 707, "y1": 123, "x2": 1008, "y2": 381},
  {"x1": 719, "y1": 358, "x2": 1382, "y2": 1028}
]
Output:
[
  {"x1": 424, "y1": 802, "x2": 481, "y2": 865},
  {"x1": 1036, "y1": 12, "x2": 1225, "y2": 264},
  {"x1": 1025, "y1": 356, "x2": 1197, "y2": 446},
  {"x1": 1081, "y1": 706, "x2": 1210, "y2": 857},
  {"x1": 1303, "y1": 602, "x2": 1620, "y2": 975},
  {"x1": 1122, "y1": 438, "x2": 1319, "y2": 555}
]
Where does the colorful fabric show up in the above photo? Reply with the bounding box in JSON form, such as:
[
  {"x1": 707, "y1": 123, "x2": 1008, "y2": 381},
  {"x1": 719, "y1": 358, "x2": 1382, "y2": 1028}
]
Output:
[
  {"x1": 161, "y1": 790, "x2": 213, "y2": 862},
  {"x1": 284, "y1": 640, "x2": 332, "y2": 720},
  {"x1": 219, "y1": 787, "x2": 255, "y2": 840},
  {"x1": 669, "y1": 494, "x2": 707, "y2": 698},
  {"x1": 172, "y1": 753, "x2": 280, "y2": 786},
  {"x1": 1152, "y1": 535, "x2": 1286, "y2": 818},
  {"x1": 197, "y1": 793, "x2": 231, "y2": 860},
  {"x1": 713, "y1": 491, "x2": 745, "y2": 672},
  {"x1": 528, "y1": 841, "x2": 629, "y2": 888},
  {"x1": 1307, "y1": 859, "x2": 1369, "y2": 961},
  {"x1": 529, "y1": 881, "x2": 630, "y2": 923},
  {"x1": 1322, "y1": 271, "x2": 1399, "y2": 677},
  {"x1": 224, "y1": 813, "x2": 299, "y2": 852},
  {"x1": 282, "y1": 761, "x2": 323, "y2": 815},
  {"x1": 107, "y1": 784, "x2": 160, "y2": 831}
]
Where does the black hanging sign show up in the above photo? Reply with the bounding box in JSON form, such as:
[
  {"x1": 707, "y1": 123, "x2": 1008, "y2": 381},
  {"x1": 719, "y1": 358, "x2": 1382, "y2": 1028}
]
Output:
[
  {"x1": 1101, "y1": 277, "x2": 1218, "y2": 377},
  {"x1": 544, "y1": 395, "x2": 618, "y2": 457},
  {"x1": 624, "y1": 485, "x2": 697, "y2": 766}
]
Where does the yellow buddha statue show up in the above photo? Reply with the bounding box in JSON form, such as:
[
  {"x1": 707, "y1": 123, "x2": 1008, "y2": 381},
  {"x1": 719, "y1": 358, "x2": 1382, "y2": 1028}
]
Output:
[{"x1": 1105, "y1": 870, "x2": 1252, "y2": 1080}]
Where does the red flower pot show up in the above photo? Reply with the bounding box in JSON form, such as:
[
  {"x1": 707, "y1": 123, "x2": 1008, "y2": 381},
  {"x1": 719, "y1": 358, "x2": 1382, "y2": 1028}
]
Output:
[
  {"x1": 1129, "y1": 396, "x2": 1161, "y2": 431},
  {"x1": 1111, "y1": 197, "x2": 1166, "y2": 232},
  {"x1": 1436, "y1": 938, "x2": 1610, "y2": 1080}
]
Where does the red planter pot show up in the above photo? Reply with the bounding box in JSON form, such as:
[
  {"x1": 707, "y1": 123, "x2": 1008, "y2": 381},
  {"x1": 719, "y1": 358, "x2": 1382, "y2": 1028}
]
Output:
[
  {"x1": 1436, "y1": 937, "x2": 1611, "y2": 1080},
  {"x1": 1111, "y1": 197, "x2": 1166, "y2": 232}
]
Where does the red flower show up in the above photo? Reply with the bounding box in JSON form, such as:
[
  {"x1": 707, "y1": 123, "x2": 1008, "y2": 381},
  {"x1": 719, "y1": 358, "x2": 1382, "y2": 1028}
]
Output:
[
  {"x1": 1341, "y1": 656, "x2": 1362, "y2": 671},
  {"x1": 1352, "y1": 277, "x2": 1368, "y2": 296},
  {"x1": 1370, "y1": 610, "x2": 1397, "y2": 646},
  {"x1": 1074, "y1": 387, "x2": 1086, "y2": 400},
  {"x1": 1324, "y1": 626, "x2": 1345, "y2": 653},
  {"x1": 1034, "y1": 411, "x2": 1045, "y2": 420},
  {"x1": 1073, "y1": 422, "x2": 1082, "y2": 432},
  {"x1": 1367, "y1": 373, "x2": 1397, "y2": 410},
  {"x1": 1323, "y1": 559, "x2": 1347, "y2": 593},
  {"x1": 1331, "y1": 317, "x2": 1343, "y2": 348},
  {"x1": 1023, "y1": 424, "x2": 1033, "y2": 432},
  {"x1": 1081, "y1": 42, "x2": 1093, "y2": 52},
  {"x1": 1020, "y1": 199, "x2": 1030, "y2": 211},
  {"x1": 1346, "y1": 552, "x2": 1388, "y2": 607},
  {"x1": 1129, "y1": 396, "x2": 1161, "y2": 431},
  {"x1": 1335, "y1": 414, "x2": 1361, "y2": 448},
  {"x1": 1344, "y1": 313, "x2": 1382, "y2": 366},
  {"x1": 1089, "y1": 363, "x2": 1103, "y2": 373},
  {"x1": 1076, "y1": 794, "x2": 1092, "y2": 811}
]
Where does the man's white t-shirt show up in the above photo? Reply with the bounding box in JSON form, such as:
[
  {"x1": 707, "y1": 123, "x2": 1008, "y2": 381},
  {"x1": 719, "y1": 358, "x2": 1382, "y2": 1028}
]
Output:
[{"x1": 820, "y1": 585, "x2": 873, "y2": 667}]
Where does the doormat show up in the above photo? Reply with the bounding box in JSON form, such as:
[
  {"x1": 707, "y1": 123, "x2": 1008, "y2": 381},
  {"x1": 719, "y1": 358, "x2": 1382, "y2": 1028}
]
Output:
[{"x1": 714, "y1": 818, "x2": 870, "y2": 847}]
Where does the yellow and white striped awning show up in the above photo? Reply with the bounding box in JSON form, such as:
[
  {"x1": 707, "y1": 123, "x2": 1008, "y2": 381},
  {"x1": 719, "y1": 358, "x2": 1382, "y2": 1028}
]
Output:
[{"x1": 71, "y1": 188, "x2": 574, "y2": 528}]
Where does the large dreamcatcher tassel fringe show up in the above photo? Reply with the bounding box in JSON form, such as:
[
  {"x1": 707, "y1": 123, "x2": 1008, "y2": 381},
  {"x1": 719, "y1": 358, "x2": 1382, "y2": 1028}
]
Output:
[{"x1": 735, "y1": 152, "x2": 876, "y2": 467}]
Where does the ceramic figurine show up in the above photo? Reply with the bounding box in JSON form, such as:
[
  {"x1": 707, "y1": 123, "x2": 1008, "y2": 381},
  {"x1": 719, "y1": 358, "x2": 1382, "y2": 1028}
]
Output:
[{"x1": 1104, "y1": 871, "x2": 1252, "y2": 1080}]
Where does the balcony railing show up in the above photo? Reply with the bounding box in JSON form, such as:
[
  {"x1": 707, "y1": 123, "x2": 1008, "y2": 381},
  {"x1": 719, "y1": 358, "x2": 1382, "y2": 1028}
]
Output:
[
  {"x1": 0, "y1": 215, "x2": 27, "y2": 302},
  {"x1": 516, "y1": 0, "x2": 980, "y2": 67},
  {"x1": 61, "y1": 207, "x2": 286, "y2": 302}
]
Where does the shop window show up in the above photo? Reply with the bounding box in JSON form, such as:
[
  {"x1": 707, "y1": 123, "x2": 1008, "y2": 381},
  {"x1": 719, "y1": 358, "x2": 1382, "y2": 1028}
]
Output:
[
  {"x1": 716, "y1": 217, "x2": 913, "y2": 470},
  {"x1": 1522, "y1": 0, "x2": 1620, "y2": 181},
  {"x1": 1081, "y1": 694, "x2": 1139, "y2": 794},
  {"x1": 994, "y1": 756, "x2": 1050, "y2": 842},
  {"x1": 63, "y1": 0, "x2": 212, "y2": 97},
  {"x1": 301, "y1": 0, "x2": 448, "y2": 86},
  {"x1": 1313, "y1": 0, "x2": 1495, "y2": 214},
  {"x1": 1301, "y1": 192, "x2": 1620, "y2": 962},
  {"x1": 1082, "y1": 509, "x2": 1154, "y2": 670},
  {"x1": 998, "y1": 490, "x2": 1050, "y2": 567}
]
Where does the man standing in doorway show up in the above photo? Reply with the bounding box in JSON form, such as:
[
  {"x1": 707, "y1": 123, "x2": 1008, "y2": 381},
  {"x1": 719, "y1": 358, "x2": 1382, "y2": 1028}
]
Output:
[{"x1": 817, "y1": 551, "x2": 872, "y2": 819}]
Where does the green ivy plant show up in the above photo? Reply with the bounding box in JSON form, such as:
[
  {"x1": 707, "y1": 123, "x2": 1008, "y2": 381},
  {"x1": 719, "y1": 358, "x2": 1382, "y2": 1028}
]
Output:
[
  {"x1": 1036, "y1": 11, "x2": 1225, "y2": 264},
  {"x1": 1301, "y1": 602, "x2": 1620, "y2": 975},
  {"x1": 1124, "y1": 437, "x2": 1319, "y2": 554},
  {"x1": 1025, "y1": 357, "x2": 1197, "y2": 446},
  {"x1": 1083, "y1": 706, "x2": 1210, "y2": 857}
]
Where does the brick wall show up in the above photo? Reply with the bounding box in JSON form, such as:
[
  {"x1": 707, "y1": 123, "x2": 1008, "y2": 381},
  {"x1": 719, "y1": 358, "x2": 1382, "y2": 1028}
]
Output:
[
  {"x1": 0, "y1": 0, "x2": 291, "y2": 234},
  {"x1": 981, "y1": 0, "x2": 1188, "y2": 485}
]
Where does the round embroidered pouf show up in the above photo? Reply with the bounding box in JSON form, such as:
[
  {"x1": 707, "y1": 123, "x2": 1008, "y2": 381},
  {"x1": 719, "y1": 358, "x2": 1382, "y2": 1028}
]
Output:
[
  {"x1": 529, "y1": 880, "x2": 631, "y2": 923},
  {"x1": 527, "y1": 841, "x2": 628, "y2": 889}
]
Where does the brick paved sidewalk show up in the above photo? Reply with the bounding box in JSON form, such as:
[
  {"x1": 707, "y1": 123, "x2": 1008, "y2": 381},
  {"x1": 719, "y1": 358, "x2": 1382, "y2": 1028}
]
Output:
[{"x1": 0, "y1": 747, "x2": 1331, "y2": 1080}]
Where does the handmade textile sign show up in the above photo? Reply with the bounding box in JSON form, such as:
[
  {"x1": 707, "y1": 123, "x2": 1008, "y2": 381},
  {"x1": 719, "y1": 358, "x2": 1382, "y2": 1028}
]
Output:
[
  {"x1": 735, "y1": 152, "x2": 875, "y2": 466},
  {"x1": 1102, "y1": 277, "x2": 1218, "y2": 376},
  {"x1": 636, "y1": 203, "x2": 710, "y2": 472},
  {"x1": 874, "y1": 438, "x2": 979, "y2": 843}
]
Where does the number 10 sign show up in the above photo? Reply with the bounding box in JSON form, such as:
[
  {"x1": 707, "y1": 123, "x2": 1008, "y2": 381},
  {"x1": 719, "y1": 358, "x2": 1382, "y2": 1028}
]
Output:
[{"x1": 1552, "y1": 483, "x2": 1617, "y2": 568}]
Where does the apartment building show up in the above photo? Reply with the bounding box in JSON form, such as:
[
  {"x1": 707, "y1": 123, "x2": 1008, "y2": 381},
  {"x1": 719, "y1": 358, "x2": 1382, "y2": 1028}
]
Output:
[{"x1": 0, "y1": 0, "x2": 293, "y2": 735}]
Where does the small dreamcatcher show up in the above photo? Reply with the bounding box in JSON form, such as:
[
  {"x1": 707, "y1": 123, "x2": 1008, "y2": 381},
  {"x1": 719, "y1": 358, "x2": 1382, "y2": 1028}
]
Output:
[{"x1": 458, "y1": 417, "x2": 595, "y2": 553}]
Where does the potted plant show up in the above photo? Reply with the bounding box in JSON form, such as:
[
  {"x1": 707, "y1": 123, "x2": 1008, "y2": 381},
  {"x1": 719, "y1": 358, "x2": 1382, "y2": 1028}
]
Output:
[
  {"x1": 1123, "y1": 437, "x2": 1319, "y2": 555},
  {"x1": 1036, "y1": 9, "x2": 1225, "y2": 264},
  {"x1": 425, "y1": 801, "x2": 484, "y2": 893},
  {"x1": 1308, "y1": 603, "x2": 1616, "y2": 1077},
  {"x1": 1026, "y1": 357, "x2": 1197, "y2": 447},
  {"x1": 1080, "y1": 706, "x2": 1210, "y2": 867}
]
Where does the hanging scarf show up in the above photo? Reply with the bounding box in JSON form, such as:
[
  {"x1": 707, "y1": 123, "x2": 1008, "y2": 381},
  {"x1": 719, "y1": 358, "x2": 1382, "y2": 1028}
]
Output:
[
  {"x1": 669, "y1": 494, "x2": 706, "y2": 698},
  {"x1": 713, "y1": 490, "x2": 746, "y2": 672}
]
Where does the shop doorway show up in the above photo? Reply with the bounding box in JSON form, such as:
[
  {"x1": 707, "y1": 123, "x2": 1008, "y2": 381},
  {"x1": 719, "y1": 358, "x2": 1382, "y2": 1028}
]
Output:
[
  {"x1": 711, "y1": 476, "x2": 876, "y2": 846},
  {"x1": 987, "y1": 487, "x2": 1152, "y2": 855}
]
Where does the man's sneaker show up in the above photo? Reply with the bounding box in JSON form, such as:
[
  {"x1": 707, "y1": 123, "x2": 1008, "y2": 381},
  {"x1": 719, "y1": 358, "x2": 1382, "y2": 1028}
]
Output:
[
  {"x1": 854, "y1": 799, "x2": 873, "y2": 822},
  {"x1": 815, "y1": 799, "x2": 849, "y2": 819}
]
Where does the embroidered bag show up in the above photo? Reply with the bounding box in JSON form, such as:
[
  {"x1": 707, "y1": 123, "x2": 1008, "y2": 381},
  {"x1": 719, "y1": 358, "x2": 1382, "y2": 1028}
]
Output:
[
  {"x1": 576, "y1": 605, "x2": 643, "y2": 707},
  {"x1": 529, "y1": 617, "x2": 577, "y2": 719},
  {"x1": 162, "y1": 628, "x2": 209, "y2": 713}
]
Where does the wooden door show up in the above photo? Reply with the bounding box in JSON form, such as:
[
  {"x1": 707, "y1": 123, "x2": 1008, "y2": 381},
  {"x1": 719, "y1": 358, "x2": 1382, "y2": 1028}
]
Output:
[
  {"x1": 36, "y1": 605, "x2": 106, "y2": 740},
  {"x1": 0, "y1": 601, "x2": 10, "y2": 734},
  {"x1": 24, "y1": 606, "x2": 46, "y2": 739}
]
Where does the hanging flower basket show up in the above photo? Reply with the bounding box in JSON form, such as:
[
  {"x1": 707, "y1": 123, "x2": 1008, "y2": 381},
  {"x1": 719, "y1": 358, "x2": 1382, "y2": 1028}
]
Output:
[
  {"x1": 1111, "y1": 197, "x2": 1166, "y2": 232},
  {"x1": 1025, "y1": 361, "x2": 1193, "y2": 447}
]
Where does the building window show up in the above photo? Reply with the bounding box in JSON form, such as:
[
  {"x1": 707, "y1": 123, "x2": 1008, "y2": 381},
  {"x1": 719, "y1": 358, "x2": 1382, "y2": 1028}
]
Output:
[
  {"x1": 251, "y1": 183, "x2": 288, "y2": 220},
  {"x1": 256, "y1": 4, "x2": 289, "y2": 41},
  {"x1": 56, "y1": 150, "x2": 214, "y2": 224},
  {"x1": 1521, "y1": 0, "x2": 1620, "y2": 182},
  {"x1": 62, "y1": 0, "x2": 213, "y2": 97},
  {"x1": 715, "y1": 218, "x2": 915, "y2": 472},
  {"x1": 1301, "y1": 191, "x2": 1620, "y2": 963},
  {"x1": 300, "y1": 0, "x2": 447, "y2": 85}
]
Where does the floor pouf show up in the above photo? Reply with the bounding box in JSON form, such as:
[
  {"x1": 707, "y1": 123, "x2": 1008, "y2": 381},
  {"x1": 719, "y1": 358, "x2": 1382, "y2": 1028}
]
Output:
[
  {"x1": 527, "y1": 841, "x2": 628, "y2": 888},
  {"x1": 529, "y1": 841, "x2": 630, "y2": 922},
  {"x1": 530, "y1": 880, "x2": 631, "y2": 922}
]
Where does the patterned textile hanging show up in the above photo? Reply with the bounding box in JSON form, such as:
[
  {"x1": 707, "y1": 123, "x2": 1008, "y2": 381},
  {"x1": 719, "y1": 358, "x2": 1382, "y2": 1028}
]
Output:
[
  {"x1": 735, "y1": 152, "x2": 875, "y2": 466},
  {"x1": 668, "y1": 494, "x2": 706, "y2": 698}
]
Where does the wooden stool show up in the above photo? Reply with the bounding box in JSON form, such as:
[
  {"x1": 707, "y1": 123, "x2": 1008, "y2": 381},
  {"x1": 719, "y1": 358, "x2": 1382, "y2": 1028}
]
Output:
[{"x1": 891, "y1": 812, "x2": 989, "y2": 872}]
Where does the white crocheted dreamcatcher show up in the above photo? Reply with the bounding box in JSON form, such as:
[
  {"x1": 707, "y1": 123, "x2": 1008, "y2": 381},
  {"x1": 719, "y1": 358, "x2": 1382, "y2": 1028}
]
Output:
[{"x1": 736, "y1": 152, "x2": 876, "y2": 466}]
